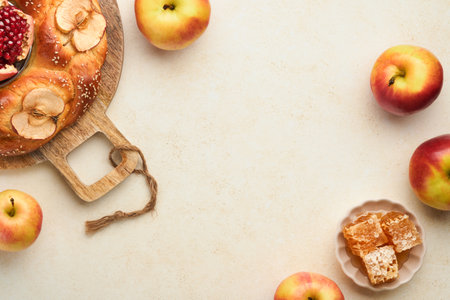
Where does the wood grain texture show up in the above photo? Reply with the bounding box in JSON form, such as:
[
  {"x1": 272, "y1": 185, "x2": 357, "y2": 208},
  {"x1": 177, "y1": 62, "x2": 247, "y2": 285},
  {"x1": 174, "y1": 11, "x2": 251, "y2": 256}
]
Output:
[{"x1": 0, "y1": 0, "x2": 140, "y2": 202}]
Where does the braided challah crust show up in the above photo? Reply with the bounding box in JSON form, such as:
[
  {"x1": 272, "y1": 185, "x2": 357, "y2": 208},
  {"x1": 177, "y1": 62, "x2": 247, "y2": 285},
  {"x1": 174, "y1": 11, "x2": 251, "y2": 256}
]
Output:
[{"x1": 0, "y1": 0, "x2": 107, "y2": 156}]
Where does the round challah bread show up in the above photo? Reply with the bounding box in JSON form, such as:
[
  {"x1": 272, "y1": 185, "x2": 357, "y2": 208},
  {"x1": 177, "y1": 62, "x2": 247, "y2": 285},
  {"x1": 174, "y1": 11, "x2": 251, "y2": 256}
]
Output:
[{"x1": 0, "y1": 0, "x2": 107, "y2": 156}]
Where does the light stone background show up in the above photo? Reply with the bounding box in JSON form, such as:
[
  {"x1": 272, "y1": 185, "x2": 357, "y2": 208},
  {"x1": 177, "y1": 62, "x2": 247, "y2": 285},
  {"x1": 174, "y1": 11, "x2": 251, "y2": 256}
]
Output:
[{"x1": 1, "y1": 0, "x2": 449, "y2": 299}]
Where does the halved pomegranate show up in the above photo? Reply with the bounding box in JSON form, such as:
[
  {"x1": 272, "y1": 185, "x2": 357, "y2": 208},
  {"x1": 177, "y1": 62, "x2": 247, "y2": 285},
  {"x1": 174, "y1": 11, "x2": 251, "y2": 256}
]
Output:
[{"x1": 0, "y1": 0, "x2": 34, "y2": 82}]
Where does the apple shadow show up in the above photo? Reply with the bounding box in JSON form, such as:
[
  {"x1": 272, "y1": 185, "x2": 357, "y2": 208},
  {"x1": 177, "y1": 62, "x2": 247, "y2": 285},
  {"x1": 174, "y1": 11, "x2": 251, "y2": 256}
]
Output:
[
  {"x1": 403, "y1": 186, "x2": 449, "y2": 221},
  {"x1": 0, "y1": 248, "x2": 28, "y2": 267},
  {"x1": 149, "y1": 44, "x2": 200, "y2": 64},
  {"x1": 373, "y1": 102, "x2": 425, "y2": 127},
  {"x1": 363, "y1": 89, "x2": 442, "y2": 131},
  {"x1": 415, "y1": 199, "x2": 450, "y2": 222},
  {"x1": 134, "y1": 32, "x2": 190, "y2": 58}
]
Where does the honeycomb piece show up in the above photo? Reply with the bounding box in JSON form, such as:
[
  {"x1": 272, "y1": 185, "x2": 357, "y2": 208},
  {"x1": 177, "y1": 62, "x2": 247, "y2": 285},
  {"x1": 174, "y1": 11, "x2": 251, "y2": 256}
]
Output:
[
  {"x1": 343, "y1": 213, "x2": 388, "y2": 257},
  {"x1": 380, "y1": 211, "x2": 422, "y2": 253},
  {"x1": 363, "y1": 245, "x2": 399, "y2": 285}
]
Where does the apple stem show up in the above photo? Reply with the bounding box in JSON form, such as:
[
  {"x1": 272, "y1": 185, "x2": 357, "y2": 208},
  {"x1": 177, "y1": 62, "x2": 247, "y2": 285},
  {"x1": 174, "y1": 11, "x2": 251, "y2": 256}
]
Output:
[
  {"x1": 388, "y1": 77, "x2": 396, "y2": 86},
  {"x1": 163, "y1": 4, "x2": 175, "y2": 10},
  {"x1": 388, "y1": 70, "x2": 406, "y2": 86},
  {"x1": 8, "y1": 198, "x2": 15, "y2": 217}
]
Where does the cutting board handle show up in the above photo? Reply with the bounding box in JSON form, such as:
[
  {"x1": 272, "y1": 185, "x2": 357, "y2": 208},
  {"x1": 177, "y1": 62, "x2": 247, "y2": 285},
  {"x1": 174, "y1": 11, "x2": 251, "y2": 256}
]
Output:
[{"x1": 39, "y1": 102, "x2": 140, "y2": 202}]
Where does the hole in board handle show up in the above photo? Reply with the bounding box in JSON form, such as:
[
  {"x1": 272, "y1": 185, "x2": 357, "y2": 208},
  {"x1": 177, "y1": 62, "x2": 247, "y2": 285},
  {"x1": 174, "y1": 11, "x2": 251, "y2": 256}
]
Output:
[{"x1": 66, "y1": 132, "x2": 122, "y2": 185}]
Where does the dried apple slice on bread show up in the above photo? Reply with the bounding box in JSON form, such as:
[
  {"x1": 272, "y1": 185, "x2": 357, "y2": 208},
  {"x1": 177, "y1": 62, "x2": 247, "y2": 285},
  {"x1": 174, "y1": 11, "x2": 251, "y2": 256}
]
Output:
[
  {"x1": 55, "y1": 0, "x2": 106, "y2": 52},
  {"x1": 11, "y1": 88, "x2": 65, "y2": 140}
]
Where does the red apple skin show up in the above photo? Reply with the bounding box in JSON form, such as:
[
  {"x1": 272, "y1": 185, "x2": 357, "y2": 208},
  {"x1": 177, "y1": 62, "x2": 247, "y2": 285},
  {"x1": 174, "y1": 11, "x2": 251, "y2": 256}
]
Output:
[
  {"x1": 409, "y1": 135, "x2": 450, "y2": 211},
  {"x1": 135, "y1": 0, "x2": 211, "y2": 51},
  {"x1": 0, "y1": 189, "x2": 43, "y2": 252},
  {"x1": 370, "y1": 45, "x2": 443, "y2": 116},
  {"x1": 274, "y1": 272, "x2": 344, "y2": 300}
]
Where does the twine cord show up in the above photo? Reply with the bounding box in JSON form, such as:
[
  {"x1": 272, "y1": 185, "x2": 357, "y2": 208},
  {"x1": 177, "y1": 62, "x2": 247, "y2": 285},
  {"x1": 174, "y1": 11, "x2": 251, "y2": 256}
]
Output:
[{"x1": 85, "y1": 145, "x2": 158, "y2": 233}]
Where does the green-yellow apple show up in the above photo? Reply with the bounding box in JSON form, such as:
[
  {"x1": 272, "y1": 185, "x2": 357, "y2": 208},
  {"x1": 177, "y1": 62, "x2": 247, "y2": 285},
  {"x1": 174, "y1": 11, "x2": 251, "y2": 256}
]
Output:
[
  {"x1": 135, "y1": 0, "x2": 211, "y2": 50},
  {"x1": 274, "y1": 272, "x2": 344, "y2": 300},
  {"x1": 409, "y1": 135, "x2": 450, "y2": 211},
  {"x1": 370, "y1": 45, "x2": 443, "y2": 116},
  {"x1": 0, "y1": 189, "x2": 43, "y2": 252}
]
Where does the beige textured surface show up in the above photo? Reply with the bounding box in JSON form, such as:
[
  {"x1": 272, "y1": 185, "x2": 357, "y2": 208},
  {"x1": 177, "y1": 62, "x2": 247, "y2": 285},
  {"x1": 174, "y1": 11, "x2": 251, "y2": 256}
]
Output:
[{"x1": 1, "y1": 0, "x2": 449, "y2": 299}]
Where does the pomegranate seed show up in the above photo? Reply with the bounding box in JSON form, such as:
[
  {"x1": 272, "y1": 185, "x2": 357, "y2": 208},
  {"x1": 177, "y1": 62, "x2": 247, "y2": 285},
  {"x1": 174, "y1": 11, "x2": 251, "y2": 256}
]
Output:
[{"x1": 0, "y1": 4, "x2": 30, "y2": 65}]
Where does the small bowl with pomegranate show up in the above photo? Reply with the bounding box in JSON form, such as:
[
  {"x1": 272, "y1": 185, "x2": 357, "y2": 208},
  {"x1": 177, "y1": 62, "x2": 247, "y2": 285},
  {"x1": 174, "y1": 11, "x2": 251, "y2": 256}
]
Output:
[
  {"x1": 0, "y1": 0, "x2": 34, "y2": 86},
  {"x1": 335, "y1": 199, "x2": 426, "y2": 291}
]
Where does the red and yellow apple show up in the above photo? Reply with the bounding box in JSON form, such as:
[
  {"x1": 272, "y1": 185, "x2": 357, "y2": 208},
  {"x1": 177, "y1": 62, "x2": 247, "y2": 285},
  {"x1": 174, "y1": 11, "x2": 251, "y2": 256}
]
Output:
[
  {"x1": 135, "y1": 0, "x2": 211, "y2": 50},
  {"x1": 0, "y1": 189, "x2": 43, "y2": 252},
  {"x1": 409, "y1": 135, "x2": 450, "y2": 211},
  {"x1": 274, "y1": 272, "x2": 344, "y2": 300},
  {"x1": 370, "y1": 45, "x2": 443, "y2": 116}
]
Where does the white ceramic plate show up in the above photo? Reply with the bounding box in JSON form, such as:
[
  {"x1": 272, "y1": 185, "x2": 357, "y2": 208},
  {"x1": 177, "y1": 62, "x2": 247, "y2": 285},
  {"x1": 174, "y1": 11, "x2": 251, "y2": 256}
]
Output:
[{"x1": 335, "y1": 199, "x2": 426, "y2": 291}]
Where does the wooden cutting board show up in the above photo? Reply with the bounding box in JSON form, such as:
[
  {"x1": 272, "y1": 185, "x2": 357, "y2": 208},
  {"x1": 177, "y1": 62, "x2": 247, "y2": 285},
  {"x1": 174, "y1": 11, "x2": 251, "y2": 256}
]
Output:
[{"x1": 0, "y1": 0, "x2": 140, "y2": 202}]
